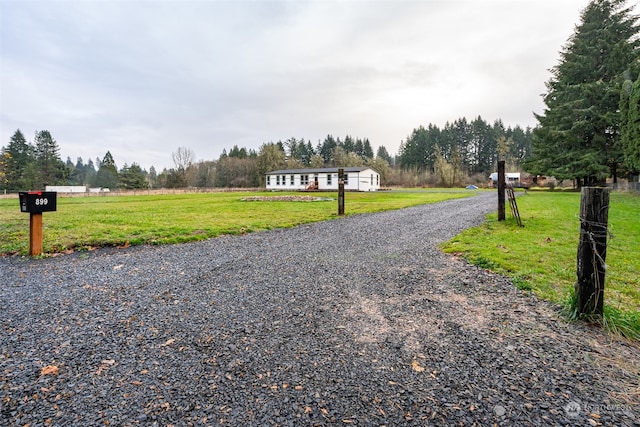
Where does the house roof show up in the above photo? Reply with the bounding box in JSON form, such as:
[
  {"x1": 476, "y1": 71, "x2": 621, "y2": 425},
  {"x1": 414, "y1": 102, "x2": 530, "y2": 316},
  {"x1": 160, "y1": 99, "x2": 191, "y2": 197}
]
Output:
[{"x1": 266, "y1": 167, "x2": 376, "y2": 175}]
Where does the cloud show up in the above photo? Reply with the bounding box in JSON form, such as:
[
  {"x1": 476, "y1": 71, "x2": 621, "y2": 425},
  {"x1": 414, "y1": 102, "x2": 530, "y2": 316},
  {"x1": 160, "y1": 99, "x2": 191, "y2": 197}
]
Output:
[{"x1": 1, "y1": 0, "x2": 589, "y2": 170}]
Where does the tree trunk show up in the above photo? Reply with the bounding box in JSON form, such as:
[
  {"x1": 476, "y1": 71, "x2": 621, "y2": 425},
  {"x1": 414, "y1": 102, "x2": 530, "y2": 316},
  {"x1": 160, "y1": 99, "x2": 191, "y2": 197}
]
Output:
[{"x1": 575, "y1": 187, "x2": 609, "y2": 316}]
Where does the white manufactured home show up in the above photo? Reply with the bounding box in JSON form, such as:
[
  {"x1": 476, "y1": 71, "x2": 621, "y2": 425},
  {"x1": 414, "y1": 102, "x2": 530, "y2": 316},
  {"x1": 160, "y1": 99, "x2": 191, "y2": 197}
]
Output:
[
  {"x1": 266, "y1": 167, "x2": 380, "y2": 192},
  {"x1": 45, "y1": 185, "x2": 87, "y2": 193}
]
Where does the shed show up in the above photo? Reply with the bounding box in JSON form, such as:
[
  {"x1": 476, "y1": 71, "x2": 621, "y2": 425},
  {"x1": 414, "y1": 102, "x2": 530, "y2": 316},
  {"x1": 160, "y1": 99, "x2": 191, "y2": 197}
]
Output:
[{"x1": 489, "y1": 172, "x2": 521, "y2": 185}]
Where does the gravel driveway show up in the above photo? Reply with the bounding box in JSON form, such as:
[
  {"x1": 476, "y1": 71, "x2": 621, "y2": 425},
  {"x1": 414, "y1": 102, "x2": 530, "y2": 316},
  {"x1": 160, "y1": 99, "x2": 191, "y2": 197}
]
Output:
[{"x1": 1, "y1": 192, "x2": 638, "y2": 426}]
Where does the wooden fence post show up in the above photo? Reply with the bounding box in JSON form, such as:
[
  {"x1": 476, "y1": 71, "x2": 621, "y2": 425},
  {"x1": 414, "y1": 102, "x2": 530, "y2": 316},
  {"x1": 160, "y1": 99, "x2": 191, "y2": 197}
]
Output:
[
  {"x1": 497, "y1": 160, "x2": 505, "y2": 221},
  {"x1": 575, "y1": 187, "x2": 609, "y2": 316},
  {"x1": 338, "y1": 168, "x2": 345, "y2": 216}
]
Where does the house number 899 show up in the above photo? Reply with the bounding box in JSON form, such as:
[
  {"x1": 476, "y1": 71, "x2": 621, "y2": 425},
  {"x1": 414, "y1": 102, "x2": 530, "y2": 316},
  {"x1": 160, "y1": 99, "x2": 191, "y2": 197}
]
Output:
[{"x1": 34, "y1": 198, "x2": 49, "y2": 206}]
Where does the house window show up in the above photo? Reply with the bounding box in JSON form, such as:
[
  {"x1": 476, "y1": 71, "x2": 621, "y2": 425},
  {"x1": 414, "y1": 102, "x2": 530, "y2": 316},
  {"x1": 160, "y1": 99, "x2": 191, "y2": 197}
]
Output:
[
  {"x1": 370, "y1": 174, "x2": 373, "y2": 185},
  {"x1": 276, "y1": 175, "x2": 280, "y2": 185},
  {"x1": 376, "y1": 175, "x2": 379, "y2": 185},
  {"x1": 290, "y1": 175, "x2": 295, "y2": 185},
  {"x1": 343, "y1": 173, "x2": 349, "y2": 185},
  {"x1": 327, "y1": 174, "x2": 332, "y2": 185},
  {"x1": 301, "y1": 175, "x2": 309, "y2": 185},
  {"x1": 267, "y1": 176, "x2": 271, "y2": 185}
]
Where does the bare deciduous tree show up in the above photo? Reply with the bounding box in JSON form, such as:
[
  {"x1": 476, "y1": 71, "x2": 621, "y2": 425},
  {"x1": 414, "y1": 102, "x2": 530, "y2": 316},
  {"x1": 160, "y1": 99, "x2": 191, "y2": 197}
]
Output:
[{"x1": 172, "y1": 147, "x2": 195, "y2": 171}]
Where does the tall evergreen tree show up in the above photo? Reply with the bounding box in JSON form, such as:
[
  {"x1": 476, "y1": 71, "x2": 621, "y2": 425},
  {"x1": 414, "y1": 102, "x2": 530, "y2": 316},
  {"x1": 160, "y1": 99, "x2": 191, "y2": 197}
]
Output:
[
  {"x1": 228, "y1": 145, "x2": 248, "y2": 159},
  {"x1": 318, "y1": 135, "x2": 337, "y2": 165},
  {"x1": 119, "y1": 163, "x2": 148, "y2": 189},
  {"x1": 342, "y1": 135, "x2": 355, "y2": 154},
  {"x1": 376, "y1": 145, "x2": 393, "y2": 164},
  {"x1": 398, "y1": 125, "x2": 440, "y2": 171},
  {"x1": 620, "y1": 74, "x2": 640, "y2": 172},
  {"x1": 3, "y1": 129, "x2": 34, "y2": 190},
  {"x1": 469, "y1": 117, "x2": 495, "y2": 174},
  {"x1": 85, "y1": 158, "x2": 97, "y2": 186},
  {"x1": 94, "y1": 151, "x2": 119, "y2": 189},
  {"x1": 33, "y1": 130, "x2": 63, "y2": 187},
  {"x1": 527, "y1": 0, "x2": 639, "y2": 186},
  {"x1": 72, "y1": 157, "x2": 88, "y2": 186},
  {"x1": 362, "y1": 139, "x2": 374, "y2": 159}
]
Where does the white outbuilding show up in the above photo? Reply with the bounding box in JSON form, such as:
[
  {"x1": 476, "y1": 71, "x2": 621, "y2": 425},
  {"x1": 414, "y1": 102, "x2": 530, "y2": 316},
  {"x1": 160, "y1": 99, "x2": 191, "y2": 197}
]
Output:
[{"x1": 266, "y1": 167, "x2": 380, "y2": 192}]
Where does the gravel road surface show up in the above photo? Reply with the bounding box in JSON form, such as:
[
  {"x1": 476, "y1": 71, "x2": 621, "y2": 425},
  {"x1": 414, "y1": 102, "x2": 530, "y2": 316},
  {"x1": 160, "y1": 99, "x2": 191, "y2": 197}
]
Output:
[{"x1": 1, "y1": 192, "x2": 638, "y2": 426}]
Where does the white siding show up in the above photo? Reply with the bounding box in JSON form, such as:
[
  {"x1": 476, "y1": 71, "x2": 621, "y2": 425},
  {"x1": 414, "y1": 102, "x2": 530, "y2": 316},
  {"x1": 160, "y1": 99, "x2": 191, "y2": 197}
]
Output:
[
  {"x1": 45, "y1": 185, "x2": 87, "y2": 193},
  {"x1": 266, "y1": 168, "x2": 380, "y2": 192}
]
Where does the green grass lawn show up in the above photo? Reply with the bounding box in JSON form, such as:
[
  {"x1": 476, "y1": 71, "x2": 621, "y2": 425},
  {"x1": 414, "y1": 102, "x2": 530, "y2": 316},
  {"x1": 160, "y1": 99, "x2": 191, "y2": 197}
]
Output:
[
  {"x1": 0, "y1": 190, "x2": 470, "y2": 256},
  {"x1": 442, "y1": 190, "x2": 640, "y2": 338}
]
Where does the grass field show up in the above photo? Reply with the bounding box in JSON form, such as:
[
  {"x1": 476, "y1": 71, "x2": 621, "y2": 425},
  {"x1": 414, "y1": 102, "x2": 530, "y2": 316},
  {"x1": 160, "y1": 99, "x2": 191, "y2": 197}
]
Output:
[
  {"x1": 3, "y1": 188, "x2": 637, "y2": 336},
  {"x1": 441, "y1": 190, "x2": 640, "y2": 338},
  {"x1": 0, "y1": 190, "x2": 470, "y2": 256}
]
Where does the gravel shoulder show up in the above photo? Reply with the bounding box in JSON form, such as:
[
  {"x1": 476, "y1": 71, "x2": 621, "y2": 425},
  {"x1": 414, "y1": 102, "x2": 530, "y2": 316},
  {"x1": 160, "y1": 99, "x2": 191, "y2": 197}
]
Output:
[{"x1": 1, "y1": 192, "x2": 638, "y2": 426}]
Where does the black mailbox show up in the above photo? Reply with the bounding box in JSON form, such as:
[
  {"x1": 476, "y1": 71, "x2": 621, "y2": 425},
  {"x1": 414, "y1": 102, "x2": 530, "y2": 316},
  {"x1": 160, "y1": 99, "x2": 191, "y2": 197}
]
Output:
[{"x1": 19, "y1": 191, "x2": 57, "y2": 213}]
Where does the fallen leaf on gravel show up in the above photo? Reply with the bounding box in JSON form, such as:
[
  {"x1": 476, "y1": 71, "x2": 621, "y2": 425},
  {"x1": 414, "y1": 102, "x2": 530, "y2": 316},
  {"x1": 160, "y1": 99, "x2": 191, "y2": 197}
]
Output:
[
  {"x1": 113, "y1": 264, "x2": 124, "y2": 270},
  {"x1": 294, "y1": 385, "x2": 303, "y2": 391},
  {"x1": 40, "y1": 365, "x2": 59, "y2": 376},
  {"x1": 96, "y1": 359, "x2": 116, "y2": 375},
  {"x1": 411, "y1": 359, "x2": 425, "y2": 372},
  {"x1": 132, "y1": 381, "x2": 142, "y2": 386},
  {"x1": 162, "y1": 339, "x2": 175, "y2": 346}
]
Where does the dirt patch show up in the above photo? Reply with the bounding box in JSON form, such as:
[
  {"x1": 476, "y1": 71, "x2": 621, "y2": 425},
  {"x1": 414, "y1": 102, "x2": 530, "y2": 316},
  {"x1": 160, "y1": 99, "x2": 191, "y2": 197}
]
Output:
[{"x1": 241, "y1": 195, "x2": 334, "y2": 202}]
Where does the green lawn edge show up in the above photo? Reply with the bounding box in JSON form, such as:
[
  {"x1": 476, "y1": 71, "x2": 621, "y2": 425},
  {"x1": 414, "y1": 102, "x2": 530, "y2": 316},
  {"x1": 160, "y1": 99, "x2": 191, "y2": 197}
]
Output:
[
  {"x1": 441, "y1": 190, "x2": 640, "y2": 340},
  {"x1": 0, "y1": 190, "x2": 472, "y2": 256}
]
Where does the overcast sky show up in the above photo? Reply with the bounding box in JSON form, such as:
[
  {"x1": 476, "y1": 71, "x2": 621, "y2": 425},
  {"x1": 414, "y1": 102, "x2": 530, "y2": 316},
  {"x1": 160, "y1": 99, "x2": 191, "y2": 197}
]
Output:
[{"x1": 1, "y1": 0, "x2": 591, "y2": 171}]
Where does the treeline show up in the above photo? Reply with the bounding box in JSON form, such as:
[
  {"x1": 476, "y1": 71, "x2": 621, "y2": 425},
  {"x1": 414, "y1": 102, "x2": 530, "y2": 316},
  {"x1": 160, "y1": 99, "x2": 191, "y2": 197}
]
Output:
[
  {"x1": 1, "y1": 123, "x2": 536, "y2": 191},
  {"x1": 397, "y1": 117, "x2": 533, "y2": 186},
  {"x1": 0, "y1": 132, "x2": 393, "y2": 191},
  {"x1": 1, "y1": 121, "x2": 535, "y2": 191},
  {"x1": 160, "y1": 136, "x2": 390, "y2": 189},
  {"x1": 0, "y1": 130, "x2": 151, "y2": 191}
]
